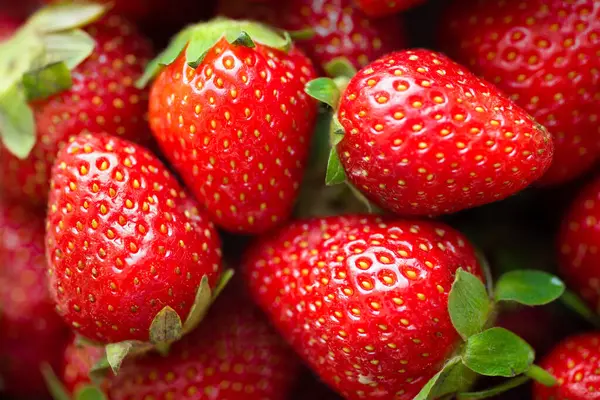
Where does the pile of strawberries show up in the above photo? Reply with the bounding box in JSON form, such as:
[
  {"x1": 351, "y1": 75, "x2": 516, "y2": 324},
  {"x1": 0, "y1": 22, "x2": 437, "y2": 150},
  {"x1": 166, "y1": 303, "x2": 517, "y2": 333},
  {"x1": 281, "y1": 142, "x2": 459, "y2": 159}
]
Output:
[{"x1": 1, "y1": 1, "x2": 600, "y2": 400}]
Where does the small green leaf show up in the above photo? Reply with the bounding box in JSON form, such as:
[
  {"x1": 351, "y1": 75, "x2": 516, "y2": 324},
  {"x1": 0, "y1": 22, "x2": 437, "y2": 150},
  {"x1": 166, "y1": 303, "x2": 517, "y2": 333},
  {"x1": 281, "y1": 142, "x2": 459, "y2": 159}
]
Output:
[
  {"x1": 149, "y1": 306, "x2": 183, "y2": 344},
  {"x1": 457, "y1": 375, "x2": 530, "y2": 400},
  {"x1": 325, "y1": 148, "x2": 346, "y2": 186},
  {"x1": 330, "y1": 117, "x2": 345, "y2": 145},
  {"x1": 213, "y1": 269, "x2": 235, "y2": 300},
  {"x1": 448, "y1": 269, "x2": 490, "y2": 340},
  {"x1": 324, "y1": 57, "x2": 357, "y2": 78},
  {"x1": 463, "y1": 327, "x2": 534, "y2": 377},
  {"x1": 0, "y1": 85, "x2": 36, "y2": 159},
  {"x1": 495, "y1": 270, "x2": 565, "y2": 306},
  {"x1": 304, "y1": 77, "x2": 340, "y2": 109},
  {"x1": 75, "y1": 385, "x2": 107, "y2": 400},
  {"x1": 182, "y1": 276, "x2": 212, "y2": 334},
  {"x1": 288, "y1": 28, "x2": 315, "y2": 41},
  {"x1": 228, "y1": 31, "x2": 256, "y2": 48},
  {"x1": 22, "y1": 62, "x2": 72, "y2": 101},
  {"x1": 136, "y1": 26, "x2": 195, "y2": 88},
  {"x1": 560, "y1": 290, "x2": 600, "y2": 328},
  {"x1": 28, "y1": 2, "x2": 107, "y2": 33},
  {"x1": 41, "y1": 29, "x2": 96, "y2": 69},
  {"x1": 526, "y1": 364, "x2": 557, "y2": 387},
  {"x1": 105, "y1": 341, "x2": 134, "y2": 374},
  {"x1": 415, "y1": 357, "x2": 475, "y2": 400},
  {"x1": 0, "y1": 28, "x2": 45, "y2": 94},
  {"x1": 41, "y1": 363, "x2": 70, "y2": 400}
]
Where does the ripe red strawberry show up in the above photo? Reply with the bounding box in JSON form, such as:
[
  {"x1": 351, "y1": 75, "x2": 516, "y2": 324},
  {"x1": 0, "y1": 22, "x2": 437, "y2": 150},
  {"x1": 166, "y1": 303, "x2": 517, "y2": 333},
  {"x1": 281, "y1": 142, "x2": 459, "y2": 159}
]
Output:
[
  {"x1": 558, "y1": 175, "x2": 600, "y2": 312},
  {"x1": 355, "y1": 0, "x2": 426, "y2": 17},
  {"x1": 45, "y1": 133, "x2": 223, "y2": 345},
  {"x1": 440, "y1": 0, "x2": 600, "y2": 185},
  {"x1": 0, "y1": 201, "x2": 70, "y2": 399},
  {"x1": 0, "y1": 15, "x2": 19, "y2": 39},
  {"x1": 61, "y1": 337, "x2": 105, "y2": 395},
  {"x1": 104, "y1": 291, "x2": 301, "y2": 399},
  {"x1": 0, "y1": 10, "x2": 154, "y2": 207},
  {"x1": 143, "y1": 20, "x2": 318, "y2": 233},
  {"x1": 534, "y1": 332, "x2": 600, "y2": 400},
  {"x1": 309, "y1": 49, "x2": 553, "y2": 216},
  {"x1": 218, "y1": 0, "x2": 407, "y2": 72},
  {"x1": 242, "y1": 215, "x2": 484, "y2": 399}
]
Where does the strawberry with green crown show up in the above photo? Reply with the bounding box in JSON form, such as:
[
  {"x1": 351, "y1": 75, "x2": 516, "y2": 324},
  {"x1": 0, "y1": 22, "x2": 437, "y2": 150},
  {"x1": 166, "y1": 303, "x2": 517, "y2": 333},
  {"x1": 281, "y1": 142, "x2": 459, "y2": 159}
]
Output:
[
  {"x1": 45, "y1": 132, "x2": 230, "y2": 373},
  {"x1": 0, "y1": 2, "x2": 154, "y2": 207},
  {"x1": 305, "y1": 49, "x2": 553, "y2": 216},
  {"x1": 243, "y1": 215, "x2": 565, "y2": 399},
  {"x1": 137, "y1": 18, "x2": 318, "y2": 234}
]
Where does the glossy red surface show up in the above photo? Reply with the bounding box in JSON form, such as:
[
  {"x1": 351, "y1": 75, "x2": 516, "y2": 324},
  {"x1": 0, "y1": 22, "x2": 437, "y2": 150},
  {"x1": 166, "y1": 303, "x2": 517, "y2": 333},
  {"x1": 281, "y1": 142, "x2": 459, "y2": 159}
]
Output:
[
  {"x1": 337, "y1": 49, "x2": 553, "y2": 216},
  {"x1": 45, "y1": 134, "x2": 222, "y2": 343},
  {"x1": 149, "y1": 38, "x2": 317, "y2": 234},
  {"x1": 243, "y1": 215, "x2": 484, "y2": 400}
]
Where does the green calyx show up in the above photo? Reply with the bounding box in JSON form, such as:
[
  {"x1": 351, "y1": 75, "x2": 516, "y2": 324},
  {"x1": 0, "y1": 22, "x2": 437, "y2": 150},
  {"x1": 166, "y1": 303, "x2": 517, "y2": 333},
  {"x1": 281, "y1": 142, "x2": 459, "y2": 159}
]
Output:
[
  {"x1": 0, "y1": 1, "x2": 106, "y2": 159},
  {"x1": 136, "y1": 18, "x2": 292, "y2": 88},
  {"x1": 94, "y1": 270, "x2": 234, "y2": 376},
  {"x1": 415, "y1": 266, "x2": 565, "y2": 400}
]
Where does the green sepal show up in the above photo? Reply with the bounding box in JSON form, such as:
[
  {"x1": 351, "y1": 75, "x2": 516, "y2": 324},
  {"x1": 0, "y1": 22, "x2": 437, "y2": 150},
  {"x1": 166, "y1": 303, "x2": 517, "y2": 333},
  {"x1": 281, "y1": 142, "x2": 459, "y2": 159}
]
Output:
[
  {"x1": 182, "y1": 269, "x2": 235, "y2": 334},
  {"x1": 325, "y1": 147, "x2": 346, "y2": 186},
  {"x1": 304, "y1": 77, "x2": 340, "y2": 109},
  {"x1": 463, "y1": 327, "x2": 534, "y2": 377},
  {"x1": 27, "y1": 2, "x2": 107, "y2": 33},
  {"x1": 560, "y1": 289, "x2": 600, "y2": 328},
  {"x1": 526, "y1": 364, "x2": 557, "y2": 387},
  {"x1": 415, "y1": 357, "x2": 475, "y2": 400},
  {"x1": 137, "y1": 19, "x2": 291, "y2": 87},
  {"x1": 324, "y1": 57, "x2": 357, "y2": 78},
  {"x1": 495, "y1": 270, "x2": 565, "y2": 306},
  {"x1": 104, "y1": 340, "x2": 153, "y2": 375},
  {"x1": 23, "y1": 62, "x2": 72, "y2": 101},
  {"x1": 149, "y1": 306, "x2": 183, "y2": 344},
  {"x1": 0, "y1": 85, "x2": 35, "y2": 159},
  {"x1": 75, "y1": 385, "x2": 107, "y2": 400},
  {"x1": 41, "y1": 363, "x2": 70, "y2": 400},
  {"x1": 40, "y1": 29, "x2": 96, "y2": 70},
  {"x1": 288, "y1": 28, "x2": 315, "y2": 41},
  {"x1": 448, "y1": 268, "x2": 491, "y2": 340}
]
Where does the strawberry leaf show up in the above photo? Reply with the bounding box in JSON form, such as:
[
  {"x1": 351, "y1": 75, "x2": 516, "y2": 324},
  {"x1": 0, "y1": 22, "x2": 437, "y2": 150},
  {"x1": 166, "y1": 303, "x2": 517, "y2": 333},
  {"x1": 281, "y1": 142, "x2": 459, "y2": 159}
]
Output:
[
  {"x1": 0, "y1": 85, "x2": 35, "y2": 159},
  {"x1": 149, "y1": 306, "x2": 183, "y2": 344},
  {"x1": 448, "y1": 268, "x2": 490, "y2": 340},
  {"x1": 75, "y1": 385, "x2": 107, "y2": 400},
  {"x1": 495, "y1": 270, "x2": 565, "y2": 306},
  {"x1": 22, "y1": 62, "x2": 72, "y2": 101},
  {"x1": 324, "y1": 57, "x2": 357, "y2": 79},
  {"x1": 305, "y1": 77, "x2": 340, "y2": 109},
  {"x1": 28, "y1": 2, "x2": 107, "y2": 33},
  {"x1": 325, "y1": 148, "x2": 346, "y2": 186},
  {"x1": 463, "y1": 327, "x2": 534, "y2": 377},
  {"x1": 415, "y1": 357, "x2": 475, "y2": 400},
  {"x1": 41, "y1": 29, "x2": 96, "y2": 70},
  {"x1": 41, "y1": 363, "x2": 70, "y2": 400}
]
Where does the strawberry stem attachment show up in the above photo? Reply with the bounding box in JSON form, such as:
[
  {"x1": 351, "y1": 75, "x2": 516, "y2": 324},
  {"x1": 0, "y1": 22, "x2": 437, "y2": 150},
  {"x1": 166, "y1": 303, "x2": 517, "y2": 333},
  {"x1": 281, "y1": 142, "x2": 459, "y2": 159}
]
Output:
[{"x1": 324, "y1": 57, "x2": 357, "y2": 79}]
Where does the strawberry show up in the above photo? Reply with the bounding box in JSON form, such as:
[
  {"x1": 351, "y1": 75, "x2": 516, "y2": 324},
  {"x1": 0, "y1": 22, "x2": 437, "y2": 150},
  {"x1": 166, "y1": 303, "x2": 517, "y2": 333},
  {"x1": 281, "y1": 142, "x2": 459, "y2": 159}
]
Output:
[
  {"x1": 440, "y1": 0, "x2": 600, "y2": 185},
  {"x1": 534, "y1": 332, "x2": 600, "y2": 400},
  {"x1": 140, "y1": 19, "x2": 318, "y2": 233},
  {"x1": 355, "y1": 0, "x2": 426, "y2": 17},
  {"x1": 0, "y1": 15, "x2": 19, "y2": 39},
  {"x1": 558, "y1": 175, "x2": 600, "y2": 312},
  {"x1": 0, "y1": 200, "x2": 70, "y2": 399},
  {"x1": 306, "y1": 49, "x2": 553, "y2": 216},
  {"x1": 218, "y1": 0, "x2": 407, "y2": 72},
  {"x1": 45, "y1": 133, "x2": 224, "y2": 361},
  {"x1": 0, "y1": 5, "x2": 154, "y2": 207},
  {"x1": 243, "y1": 215, "x2": 484, "y2": 398},
  {"x1": 61, "y1": 337, "x2": 105, "y2": 396},
  {"x1": 103, "y1": 290, "x2": 301, "y2": 399}
]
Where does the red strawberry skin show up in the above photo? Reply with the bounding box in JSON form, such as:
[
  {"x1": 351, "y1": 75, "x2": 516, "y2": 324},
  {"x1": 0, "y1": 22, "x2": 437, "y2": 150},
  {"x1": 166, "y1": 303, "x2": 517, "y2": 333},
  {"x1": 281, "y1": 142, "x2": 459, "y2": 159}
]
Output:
[
  {"x1": 62, "y1": 337, "x2": 105, "y2": 395},
  {"x1": 218, "y1": 0, "x2": 407, "y2": 72},
  {"x1": 440, "y1": 0, "x2": 600, "y2": 185},
  {"x1": 0, "y1": 15, "x2": 19, "y2": 39},
  {"x1": 0, "y1": 14, "x2": 154, "y2": 207},
  {"x1": 106, "y1": 291, "x2": 301, "y2": 400},
  {"x1": 0, "y1": 201, "x2": 70, "y2": 399},
  {"x1": 558, "y1": 175, "x2": 600, "y2": 312},
  {"x1": 243, "y1": 215, "x2": 484, "y2": 399},
  {"x1": 534, "y1": 332, "x2": 600, "y2": 400},
  {"x1": 337, "y1": 49, "x2": 553, "y2": 216},
  {"x1": 149, "y1": 38, "x2": 317, "y2": 234},
  {"x1": 45, "y1": 133, "x2": 222, "y2": 344},
  {"x1": 355, "y1": 0, "x2": 426, "y2": 17}
]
